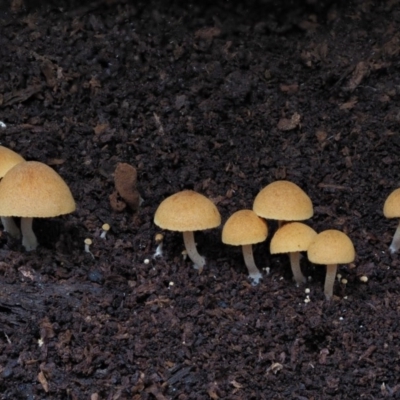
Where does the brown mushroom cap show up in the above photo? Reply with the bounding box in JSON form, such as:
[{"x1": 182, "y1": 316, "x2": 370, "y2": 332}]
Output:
[
  {"x1": 253, "y1": 180, "x2": 313, "y2": 221},
  {"x1": 154, "y1": 190, "x2": 221, "y2": 231},
  {"x1": 270, "y1": 222, "x2": 317, "y2": 254},
  {"x1": 307, "y1": 230, "x2": 355, "y2": 265},
  {"x1": 0, "y1": 146, "x2": 25, "y2": 178},
  {"x1": 222, "y1": 210, "x2": 268, "y2": 246},
  {"x1": 384, "y1": 188, "x2": 400, "y2": 218},
  {"x1": 0, "y1": 161, "x2": 76, "y2": 217}
]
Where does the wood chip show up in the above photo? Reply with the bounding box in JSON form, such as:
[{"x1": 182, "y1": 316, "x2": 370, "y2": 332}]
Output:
[
  {"x1": 277, "y1": 113, "x2": 301, "y2": 131},
  {"x1": 1, "y1": 86, "x2": 42, "y2": 107},
  {"x1": 114, "y1": 163, "x2": 141, "y2": 212},
  {"x1": 266, "y1": 362, "x2": 283, "y2": 374},
  {"x1": 345, "y1": 61, "x2": 370, "y2": 91},
  {"x1": 194, "y1": 27, "x2": 221, "y2": 40},
  {"x1": 38, "y1": 371, "x2": 49, "y2": 392},
  {"x1": 93, "y1": 123, "x2": 109, "y2": 135}
]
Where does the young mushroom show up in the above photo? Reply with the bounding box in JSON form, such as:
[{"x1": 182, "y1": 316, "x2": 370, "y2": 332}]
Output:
[
  {"x1": 383, "y1": 188, "x2": 400, "y2": 253},
  {"x1": 270, "y1": 222, "x2": 317, "y2": 285},
  {"x1": 307, "y1": 230, "x2": 355, "y2": 300},
  {"x1": 0, "y1": 161, "x2": 76, "y2": 251},
  {"x1": 100, "y1": 223, "x2": 110, "y2": 239},
  {"x1": 153, "y1": 233, "x2": 164, "y2": 258},
  {"x1": 84, "y1": 238, "x2": 94, "y2": 258},
  {"x1": 0, "y1": 145, "x2": 25, "y2": 239},
  {"x1": 222, "y1": 209, "x2": 268, "y2": 285},
  {"x1": 154, "y1": 190, "x2": 221, "y2": 273},
  {"x1": 253, "y1": 180, "x2": 313, "y2": 227}
]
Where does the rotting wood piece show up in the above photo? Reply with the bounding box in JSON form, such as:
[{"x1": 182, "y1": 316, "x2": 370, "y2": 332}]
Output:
[
  {"x1": 0, "y1": 282, "x2": 103, "y2": 333},
  {"x1": 0, "y1": 85, "x2": 43, "y2": 107}
]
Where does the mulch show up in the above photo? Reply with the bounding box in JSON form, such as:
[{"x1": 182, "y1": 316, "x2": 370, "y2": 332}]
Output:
[{"x1": 1, "y1": 0, "x2": 400, "y2": 398}]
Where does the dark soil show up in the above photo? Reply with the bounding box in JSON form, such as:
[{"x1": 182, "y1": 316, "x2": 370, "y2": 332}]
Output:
[{"x1": 1, "y1": 0, "x2": 400, "y2": 398}]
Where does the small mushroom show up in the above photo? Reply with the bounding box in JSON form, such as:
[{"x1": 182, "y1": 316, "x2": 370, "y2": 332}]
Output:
[
  {"x1": 100, "y1": 223, "x2": 110, "y2": 239},
  {"x1": 270, "y1": 222, "x2": 317, "y2": 285},
  {"x1": 222, "y1": 209, "x2": 268, "y2": 285},
  {"x1": 253, "y1": 180, "x2": 313, "y2": 227},
  {"x1": 0, "y1": 146, "x2": 25, "y2": 239},
  {"x1": 154, "y1": 190, "x2": 221, "y2": 273},
  {"x1": 307, "y1": 230, "x2": 355, "y2": 300},
  {"x1": 383, "y1": 188, "x2": 400, "y2": 253},
  {"x1": 153, "y1": 233, "x2": 164, "y2": 258},
  {"x1": 0, "y1": 161, "x2": 76, "y2": 251},
  {"x1": 84, "y1": 238, "x2": 94, "y2": 258}
]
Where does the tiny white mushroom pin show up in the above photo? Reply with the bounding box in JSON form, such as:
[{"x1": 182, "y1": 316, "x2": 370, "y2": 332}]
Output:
[{"x1": 100, "y1": 223, "x2": 110, "y2": 239}]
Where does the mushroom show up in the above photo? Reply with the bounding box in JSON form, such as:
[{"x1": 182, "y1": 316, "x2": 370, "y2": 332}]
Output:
[
  {"x1": 154, "y1": 190, "x2": 221, "y2": 273},
  {"x1": 222, "y1": 209, "x2": 268, "y2": 285},
  {"x1": 0, "y1": 161, "x2": 76, "y2": 251},
  {"x1": 383, "y1": 188, "x2": 400, "y2": 253},
  {"x1": 270, "y1": 222, "x2": 317, "y2": 285},
  {"x1": 153, "y1": 233, "x2": 164, "y2": 258},
  {"x1": 84, "y1": 238, "x2": 94, "y2": 258},
  {"x1": 253, "y1": 180, "x2": 313, "y2": 227},
  {"x1": 307, "y1": 230, "x2": 355, "y2": 300},
  {"x1": 0, "y1": 145, "x2": 25, "y2": 239},
  {"x1": 100, "y1": 223, "x2": 110, "y2": 239}
]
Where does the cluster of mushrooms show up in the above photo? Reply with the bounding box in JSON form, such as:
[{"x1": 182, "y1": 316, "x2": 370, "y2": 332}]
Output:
[
  {"x1": 154, "y1": 182, "x2": 357, "y2": 300},
  {"x1": 0, "y1": 146, "x2": 75, "y2": 251},
  {"x1": 153, "y1": 185, "x2": 400, "y2": 300},
  {"x1": 1, "y1": 143, "x2": 400, "y2": 300}
]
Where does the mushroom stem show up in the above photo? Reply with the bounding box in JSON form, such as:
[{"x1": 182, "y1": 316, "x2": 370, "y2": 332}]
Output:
[
  {"x1": 242, "y1": 244, "x2": 262, "y2": 285},
  {"x1": 389, "y1": 221, "x2": 400, "y2": 254},
  {"x1": 183, "y1": 231, "x2": 206, "y2": 273},
  {"x1": 153, "y1": 243, "x2": 163, "y2": 258},
  {"x1": 1, "y1": 216, "x2": 21, "y2": 239},
  {"x1": 21, "y1": 217, "x2": 38, "y2": 251},
  {"x1": 289, "y1": 251, "x2": 306, "y2": 285},
  {"x1": 324, "y1": 264, "x2": 338, "y2": 300}
]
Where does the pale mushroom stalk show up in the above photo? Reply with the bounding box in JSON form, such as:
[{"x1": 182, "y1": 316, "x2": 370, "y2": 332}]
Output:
[
  {"x1": 242, "y1": 244, "x2": 262, "y2": 285},
  {"x1": 84, "y1": 238, "x2": 95, "y2": 259},
  {"x1": 183, "y1": 231, "x2": 206, "y2": 273},
  {"x1": 21, "y1": 217, "x2": 38, "y2": 251},
  {"x1": 153, "y1": 233, "x2": 164, "y2": 258},
  {"x1": 389, "y1": 221, "x2": 400, "y2": 254},
  {"x1": 289, "y1": 251, "x2": 306, "y2": 285},
  {"x1": 324, "y1": 264, "x2": 338, "y2": 300},
  {"x1": 1, "y1": 216, "x2": 21, "y2": 239},
  {"x1": 153, "y1": 242, "x2": 163, "y2": 258}
]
